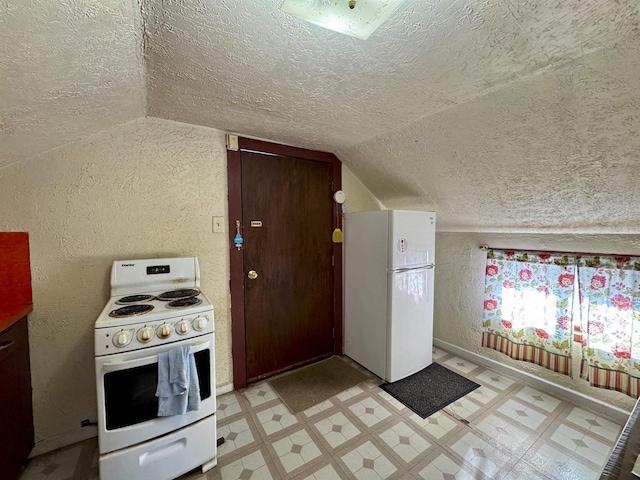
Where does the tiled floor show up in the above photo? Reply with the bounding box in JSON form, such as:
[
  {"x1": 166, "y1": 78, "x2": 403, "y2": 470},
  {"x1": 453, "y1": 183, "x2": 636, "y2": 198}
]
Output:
[{"x1": 19, "y1": 348, "x2": 625, "y2": 480}]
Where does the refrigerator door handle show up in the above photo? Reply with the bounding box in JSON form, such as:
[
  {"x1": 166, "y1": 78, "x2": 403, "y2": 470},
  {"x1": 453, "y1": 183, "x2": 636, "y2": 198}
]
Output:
[{"x1": 391, "y1": 264, "x2": 435, "y2": 273}]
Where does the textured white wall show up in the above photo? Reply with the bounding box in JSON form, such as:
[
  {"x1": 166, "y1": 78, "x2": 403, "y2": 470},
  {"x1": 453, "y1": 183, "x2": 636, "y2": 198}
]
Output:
[
  {"x1": 434, "y1": 231, "x2": 640, "y2": 411},
  {"x1": 342, "y1": 166, "x2": 383, "y2": 213},
  {"x1": 0, "y1": 117, "x2": 231, "y2": 444}
]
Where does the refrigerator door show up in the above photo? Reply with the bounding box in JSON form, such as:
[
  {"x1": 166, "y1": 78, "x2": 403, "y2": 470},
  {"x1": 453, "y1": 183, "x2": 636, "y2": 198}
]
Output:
[
  {"x1": 387, "y1": 267, "x2": 434, "y2": 382},
  {"x1": 389, "y1": 211, "x2": 436, "y2": 270}
]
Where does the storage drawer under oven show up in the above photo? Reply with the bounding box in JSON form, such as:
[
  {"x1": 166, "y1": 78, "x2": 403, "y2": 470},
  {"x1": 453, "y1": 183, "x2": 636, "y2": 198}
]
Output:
[{"x1": 99, "y1": 414, "x2": 217, "y2": 480}]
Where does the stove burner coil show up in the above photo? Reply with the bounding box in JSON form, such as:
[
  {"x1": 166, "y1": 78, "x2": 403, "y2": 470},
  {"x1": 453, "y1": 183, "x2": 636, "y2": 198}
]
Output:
[
  {"x1": 166, "y1": 297, "x2": 203, "y2": 309},
  {"x1": 115, "y1": 294, "x2": 155, "y2": 305},
  {"x1": 156, "y1": 289, "x2": 200, "y2": 301},
  {"x1": 109, "y1": 304, "x2": 155, "y2": 318}
]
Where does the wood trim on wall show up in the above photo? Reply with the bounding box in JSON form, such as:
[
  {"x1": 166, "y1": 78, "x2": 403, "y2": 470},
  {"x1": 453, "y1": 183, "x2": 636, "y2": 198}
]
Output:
[
  {"x1": 226, "y1": 148, "x2": 246, "y2": 389},
  {"x1": 331, "y1": 159, "x2": 343, "y2": 356},
  {"x1": 226, "y1": 137, "x2": 343, "y2": 389}
]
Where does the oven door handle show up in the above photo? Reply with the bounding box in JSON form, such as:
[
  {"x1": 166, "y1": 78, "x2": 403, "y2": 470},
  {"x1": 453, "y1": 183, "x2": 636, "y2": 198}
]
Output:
[{"x1": 102, "y1": 341, "x2": 211, "y2": 373}]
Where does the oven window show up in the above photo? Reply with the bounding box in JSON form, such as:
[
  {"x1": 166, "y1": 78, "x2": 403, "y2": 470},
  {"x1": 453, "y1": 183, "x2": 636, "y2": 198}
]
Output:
[{"x1": 104, "y1": 350, "x2": 212, "y2": 430}]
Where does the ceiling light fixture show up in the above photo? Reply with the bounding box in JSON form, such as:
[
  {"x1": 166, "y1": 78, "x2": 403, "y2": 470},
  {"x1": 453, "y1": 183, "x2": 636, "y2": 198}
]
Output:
[{"x1": 280, "y1": 0, "x2": 408, "y2": 40}]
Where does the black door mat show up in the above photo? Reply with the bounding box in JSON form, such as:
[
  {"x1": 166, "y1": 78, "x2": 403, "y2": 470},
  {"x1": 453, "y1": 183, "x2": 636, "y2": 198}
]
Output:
[{"x1": 380, "y1": 363, "x2": 480, "y2": 419}]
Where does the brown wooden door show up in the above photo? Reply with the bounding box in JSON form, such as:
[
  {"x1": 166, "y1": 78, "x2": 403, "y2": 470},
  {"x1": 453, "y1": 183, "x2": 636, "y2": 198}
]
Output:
[{"x1": 241, "y1": 151, "x2": 334, "y2": 381}]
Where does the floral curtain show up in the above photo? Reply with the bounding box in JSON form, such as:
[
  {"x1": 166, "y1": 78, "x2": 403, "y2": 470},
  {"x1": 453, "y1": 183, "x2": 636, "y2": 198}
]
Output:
[
  {"x1": 577, "y1": 256, "x2": 640, "y2": 397},
  {"x1": 482, "y1": 250, "x2": 577, "y2": 376}
]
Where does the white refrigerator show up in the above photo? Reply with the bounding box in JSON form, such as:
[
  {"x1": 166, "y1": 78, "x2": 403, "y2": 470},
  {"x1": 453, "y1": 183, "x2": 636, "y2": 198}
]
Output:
[{"x1": 344, "y1": 210, "x2": 436, "y2": 382}]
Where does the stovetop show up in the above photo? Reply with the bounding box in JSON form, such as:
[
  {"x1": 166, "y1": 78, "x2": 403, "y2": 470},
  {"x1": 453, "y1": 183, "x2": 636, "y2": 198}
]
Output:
[
  {"x1": 95, "y1": 290, "x2": 213, "y2": 329},
  {"x1": 109, "y1": 288, "x2": 202, "y2": 316}
]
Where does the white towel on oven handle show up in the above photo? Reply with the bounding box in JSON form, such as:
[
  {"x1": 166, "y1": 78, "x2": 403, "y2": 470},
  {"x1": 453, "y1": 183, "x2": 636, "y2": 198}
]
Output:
[
  {"x1": 187, "y1": 352, "x2": 201, "y2": 412},
  {"x1": 168, "y1": 345, "x2": 189, "y2": 395},
  {"x1": 156, "y1": 345, "x2": 200, "y2": 416}
]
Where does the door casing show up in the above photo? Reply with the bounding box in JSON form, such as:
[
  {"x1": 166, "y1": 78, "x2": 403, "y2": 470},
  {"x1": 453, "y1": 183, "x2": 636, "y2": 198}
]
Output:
[{"x1": 227, "y1": 137, "x2": 343, "y2": 389}]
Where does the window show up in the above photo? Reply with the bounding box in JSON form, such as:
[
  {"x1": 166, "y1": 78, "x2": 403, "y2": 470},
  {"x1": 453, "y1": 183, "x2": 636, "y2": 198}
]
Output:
[
  {"x1": 577, "y1": 256, "x2": 640, "y2": 397},
  {"x1": 482, "y1": 250, "x2": 640, "y2": 398},
  {"x1": 482, "y1": 250, "x2": 576, "y2": 376}
]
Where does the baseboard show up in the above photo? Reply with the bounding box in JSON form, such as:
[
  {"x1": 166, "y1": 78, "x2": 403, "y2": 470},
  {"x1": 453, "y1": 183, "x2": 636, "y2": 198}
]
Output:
[
  {"x1": 216, "y1": 382, "x2": 234, "y2": 395},
  {"x1": 30, "y1": 383, "x2": 236, "y2": 458},
  {"x1": 434, "y1": 338, "x2": 632, "y2": 423},
  {"x1": 29, "y1": 426, "x2": 98, "y2": 458}
]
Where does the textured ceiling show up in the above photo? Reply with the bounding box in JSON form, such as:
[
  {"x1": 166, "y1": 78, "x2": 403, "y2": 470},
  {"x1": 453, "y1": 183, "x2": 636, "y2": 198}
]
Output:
[
  {"x1": 340, "y1": 39, "x2": 640, "y2": 232},
  {"x1": 145, "y1": 0, "x2": 640, "y2": 231},
  {"x1": 0, "y1": 0, "x2": 145, "y2": 169},
  {"x1": 144, "y1": 0, "x2": 639, "y2": 151},
  {"x1": 3, "y1": 0, "x2": 640, "y2": 231}
]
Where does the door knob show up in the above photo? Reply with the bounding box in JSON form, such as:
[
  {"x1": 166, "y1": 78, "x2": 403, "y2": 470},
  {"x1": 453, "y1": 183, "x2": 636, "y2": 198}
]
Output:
[{"x1": 248, "y1": 270, "x2": 258, "y2": 280}]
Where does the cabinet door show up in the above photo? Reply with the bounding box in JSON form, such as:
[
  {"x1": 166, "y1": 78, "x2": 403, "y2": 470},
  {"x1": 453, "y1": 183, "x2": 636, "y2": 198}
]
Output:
[{"x1": 0, "y1": 318, "x2": 34, "y2": 476}]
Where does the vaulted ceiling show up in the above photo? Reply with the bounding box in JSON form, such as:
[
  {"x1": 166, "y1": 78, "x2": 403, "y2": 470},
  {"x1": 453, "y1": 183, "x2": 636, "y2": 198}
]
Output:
[
  {"x1": 3, "y1": 0, "x2": 640, "y2": 231},
  {"x1": 1, "y1": 0, "x2": 145, "y2": 168}
]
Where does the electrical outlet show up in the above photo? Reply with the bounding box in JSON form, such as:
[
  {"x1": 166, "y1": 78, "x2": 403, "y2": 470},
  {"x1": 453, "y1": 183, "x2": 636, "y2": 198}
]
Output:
[{"x1": 213, "y1": 216, "x2": 225, "y2": 233}]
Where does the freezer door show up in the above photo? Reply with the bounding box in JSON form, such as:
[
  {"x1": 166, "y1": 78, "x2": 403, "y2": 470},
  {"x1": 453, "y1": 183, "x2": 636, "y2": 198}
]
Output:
[
  {"x1": 387, "y1": 267, "x2": 434, "y2": 382},
  {"x1": 389, "y1": 211, "x2": 436, "y2": 269}
]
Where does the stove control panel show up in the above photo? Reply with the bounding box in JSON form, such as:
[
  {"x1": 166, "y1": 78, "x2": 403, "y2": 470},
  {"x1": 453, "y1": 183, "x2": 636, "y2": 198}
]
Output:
[{"x1": 95, "y1": 311, "x2": 214, "y2": 356}]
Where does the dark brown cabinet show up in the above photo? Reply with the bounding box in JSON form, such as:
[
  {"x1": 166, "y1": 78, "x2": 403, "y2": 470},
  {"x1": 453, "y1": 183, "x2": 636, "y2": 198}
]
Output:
[{"x1": 0, "y1": 316, "x2": 34, "y2": 478}]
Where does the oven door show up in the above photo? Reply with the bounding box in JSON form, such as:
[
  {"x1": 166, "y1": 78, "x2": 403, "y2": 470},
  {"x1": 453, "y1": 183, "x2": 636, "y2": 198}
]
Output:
[{"x1": 95, "y1": 335, "x2": 216, "y2": 454}]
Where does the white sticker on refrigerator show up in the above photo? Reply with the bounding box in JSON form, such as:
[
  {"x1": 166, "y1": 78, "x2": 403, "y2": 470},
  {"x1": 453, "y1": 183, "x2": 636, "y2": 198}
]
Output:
[{"x1": 396, "y1": 238, "x2": 408, "y2": 254}]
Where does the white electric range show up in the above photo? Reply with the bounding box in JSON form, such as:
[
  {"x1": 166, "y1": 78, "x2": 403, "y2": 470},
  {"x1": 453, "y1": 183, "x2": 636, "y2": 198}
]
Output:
[{"x1": 94, "y1": 257, "x2": 217, "y2": 480}]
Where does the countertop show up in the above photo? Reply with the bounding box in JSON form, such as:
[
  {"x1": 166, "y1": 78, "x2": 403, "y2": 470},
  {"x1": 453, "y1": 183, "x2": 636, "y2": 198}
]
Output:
[{"x1": 0, "y1": 304, "x2": 33, "y2": 335}]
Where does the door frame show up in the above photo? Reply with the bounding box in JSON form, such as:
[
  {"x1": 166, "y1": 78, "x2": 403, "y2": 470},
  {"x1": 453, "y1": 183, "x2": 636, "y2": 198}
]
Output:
[{"x1": 227, "y1": 136, "x2": 343, "y2": 389}]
